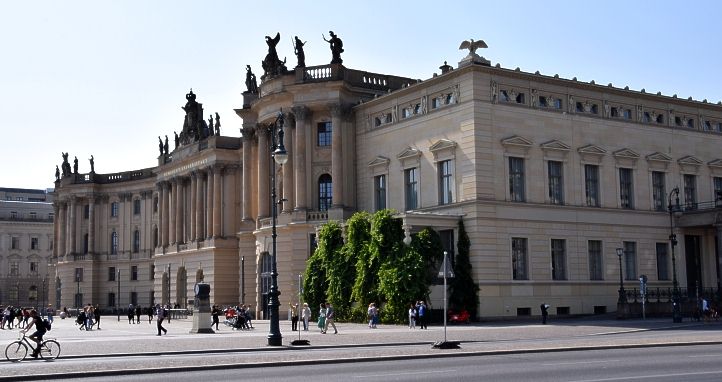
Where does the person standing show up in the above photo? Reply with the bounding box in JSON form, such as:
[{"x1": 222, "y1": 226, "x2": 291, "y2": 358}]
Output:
[
  {"x1": 211, "y1": 305, "x2": 220, "y2": 330},
  {"x1": 323, "y1": 302, "x2": 337, "y2": 334},
  {"x1": 417, "y1": 301, "x2": 427, "y2": 329},
  {"x1": 128, "y1": 304, "x2": 135, "y2": 324},
  {"x1": 317, "y1": 303, "x2": 326, "y2": 332},
  {"x1": 135, "y1": 305, "x2": 142, "y2": 324},
  {"x1": 156, "y1": 304, "x2": 167, "y2": 336},
  {"x1": 290, "y1": 303, "x2": 299, "y2": 331},
  {"x1": 94, "y1": 305, "x2": 101, "y2": 330},
  {"x1": 46, "y1": 304, "x2": 54, "y2": 324},
  {"x1": 301, "y1": 303, "x2": 311, "y2": 331},
  {"x1": 147, "y1": 306, "x2": 154, "y2": 324},
  {"x1": 540, "y1": 303, "x2": 549, "y2": 325},
  {"x1": 367, "y1": 303, "x2": 377, "y2": 328},
  {"x1": 408, "y1": 303, "x2": 417, "y2": 329}
]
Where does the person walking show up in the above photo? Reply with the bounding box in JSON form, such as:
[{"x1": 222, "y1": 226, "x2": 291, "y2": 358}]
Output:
[
  {"x1": 323, "y1": 302, "x2": 337, "y2": 334},
  {"x1": 367, "y1": 303, "x2": 377, "y2": 328},
  {"x1": 128, "y1": 304, "x2": 135, "y2": 324},
  {"x1": 408, "y1": 303, "x2": 416, "y2": 329},
  {"x1": 290, "y1": 303, "x2": 299, "y2": 331},
  {"x1": 301, "y1": 303, "x2": 311, "y2": 331},
  {"x1": 317, "y1": 303, "x2": 326, "y2": 332},
  {"x1": 156, "y1": 304, "x2": 167, "y2": 336},
  {"x1": 135, "y1": 305, "x2": 142, "y2": 324},
  {"x1": 540, "y1": 303, "x2": 549, "y2": 324},
  {"x1": 147, "y1": 306, "x2": 154, "y2": 324},
  {"x1": 94, "y1": 305, "x2": 101, "y2": 330},
  {"x1": 211, "y1": 305, "x2": 220, "y2": 330}
]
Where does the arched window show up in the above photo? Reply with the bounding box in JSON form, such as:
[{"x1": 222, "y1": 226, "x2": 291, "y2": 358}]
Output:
[
  {"x1": 133, "y1": 229, "x2": 140, "y2": 253},
  {"x1": 318, "y1": 174, "x2": 332, "y2": 211},
  {"x1": 111, "y1": 231, "x2": 118, "y2": 255}
]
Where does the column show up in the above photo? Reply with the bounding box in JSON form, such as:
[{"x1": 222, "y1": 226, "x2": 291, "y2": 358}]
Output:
[
  {"x1": 175, "y1": 178, "x2": 184, "y2": 243},
  {"x1": 330, "y1": 103, "x2": 344, "y2": 208},
  {"x1": 257, "y1": 124, "x2": 270, "y2": 218},
  {"x1": 292, "y1": 105, "x2": 308, "y2": 211},
  {"x1": 190, "y1": 173, "x2": 197, "y2": 241},
  {"x1": 717, "y1": 225, "x2": 722, "y2": 289},
  {"x1": 57, "y1": 202, "x2": 66, "y2": 259},
  {"x1": 161, "y1": 182, "x2": 169, "y2": 247},
  {"x1": 282, "y1": 112, "x2": 294, "y2": 213},
  {"x1": 168, "y1": 180, "x2": 176, "y2": 245},
  {"x1": 52, "y1": 203, "x2": 60, "y2": 259},
  {"x1": 213, "y1": 166, "x2": 223, "y2": 237},
  {"x1": 195, "y1": 171, "x2": 204, "y2": 241},
  {"x1": 206, "y1": 167, "x2": 214, "y2": 239},
  {"x1": 241, "y1": 126, "x2": 255, "y2": 221},
  {"x1": 69, "y1": 197, "x2": 77, "y2": 254},
  {"x1": 87, "y1": 197, "x2": 95, "y2": 254}
]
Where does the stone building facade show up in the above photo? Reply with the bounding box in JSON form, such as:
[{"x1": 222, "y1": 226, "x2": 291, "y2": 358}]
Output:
[
  {"x1": 52, "y1": 41, "x2": 722, "y2": 319},
  {"x1": 0, "y1": 188, "x2": 55, "y2": 308}
]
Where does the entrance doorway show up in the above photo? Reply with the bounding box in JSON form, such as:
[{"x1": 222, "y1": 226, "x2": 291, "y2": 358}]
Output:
[{"x1": 684, "y1": 235, "x2": 702, "y2": 298}]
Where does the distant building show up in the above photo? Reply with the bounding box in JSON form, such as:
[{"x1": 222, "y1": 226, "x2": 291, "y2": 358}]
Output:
[
  {"x1": 0, "y1": 188, "x2": 54, "y2": 308},
  {"x1": 52, "y1": 39, "x2": 722, "y2": 319}
]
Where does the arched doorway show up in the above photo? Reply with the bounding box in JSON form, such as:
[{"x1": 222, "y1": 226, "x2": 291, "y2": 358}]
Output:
[{"x1": 260, "y1": 252, "x2": 272, "y2": 320}]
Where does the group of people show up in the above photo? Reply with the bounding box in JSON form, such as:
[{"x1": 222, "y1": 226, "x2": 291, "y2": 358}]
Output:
[
  {"x1": 408, "y1": 301, "x2": 428, "y2": 329},
  {"x1": 317, "y1": 302, "x2": 337, "y2": 334},
  {"x1": 76, "y1": 304, "x2": 101, "y2": 330},
  {"x1": 220, "y1": 304, "x2": 254, "y2": 331},
  {"x1": 289, "y1": 302, "x2": 312, "y2": 331},
  {"x1": 127, "y1": 304, "x2": 157, "y2": 325}
]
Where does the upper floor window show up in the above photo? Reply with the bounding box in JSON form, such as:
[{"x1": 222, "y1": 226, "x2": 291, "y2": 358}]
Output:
[
  {"x1": 132, "y1": 229, "x2": 140, "y2": 253},
  {"x1": 511, "y1": 237, "x2": 528, "y2": 280},
  {"x1": 547, "y1": 161, "x2": 564, "y2": 205},
  {"x1": 75, "y1": 267, "x2": 84, "y2": 282},
  {"x1": 619, "y1": 168, "x2": 634, "y2": 209},
  {"x1": 438, "y1": 160, "x2": 454, "y2": 205},
  {"x1": 317, "y1": 122, "x2": 332, "y2": 147},
  {"x1": 111, "y1": 202, "x2": 119, "y2": 217},
  {"x1": 131, "y1": 265, "x2": 138, "y2": 281},
  {"x1": 153, "y1": 196, "x2": 159, "y2": 213},
  {"x1": 551, "y1": 239, "x2": 567, "y2": 280},
  {"x1": 11, "y1": 236, "x2": 19, "y2": 250},
  {"x1": 509, "y1": 157, "x2": 525, "y2": 202},
  {"x1": 133, "y1": 199, "x2": 141, "y2": 215},
  {"x1": 656, "y1": 243, "x2": 669, "y2": 281},
  {"x1": 29, "y1": 212, "x2": 37, "y2": 220},
  {"x1": 714, "y1": 177, "x2": 722, "y2": 205},
  {"x1": 30, "y1": 237, "x2": 39, "y2": 250},
  {"x1": 584, "y1": 164, "x2": 600, "y2": 207},
  {"x1": 652, "y1": 171, "x2": 666, "y2": 211},
  {"x1": 374, "y1": 175, "x2": 386, "y2": 211},
  {"x1": 83, "y1": 205, "x2": 89, "y2": 219},
  {"x1": 30, "y1": 261, "x2": 38, "y2": 275},
  {"x1": 10, "y1": 211, "x2": 18, "y2": 219},
  {"x1": 404, "y1": 167, "x2": 419, "y2": 210},
  {"x1": 10, "y1": 262, "x2": 19, "y2": 276},
  {"x1": 109, "y1": 267, "x2": 116, "y2": 281},
  {"x1": 111, "y1": 231, "x2": 119, "y2": 255},
  {"x1": 318, "y1": 174, "x2": 332, "y2": 211},
  {"x1": 683, "y1": 174, "x2": 697, "y2": 209}
]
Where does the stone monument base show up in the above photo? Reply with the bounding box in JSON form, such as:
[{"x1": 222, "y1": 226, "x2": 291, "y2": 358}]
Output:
[{"x1": 190, "y1": 311, "x2": 215, "y2": 334}]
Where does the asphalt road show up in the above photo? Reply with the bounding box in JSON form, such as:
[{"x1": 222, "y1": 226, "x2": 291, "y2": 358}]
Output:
[{"x1": 24, "y1": 344, "x2": 722, "y2": 382}]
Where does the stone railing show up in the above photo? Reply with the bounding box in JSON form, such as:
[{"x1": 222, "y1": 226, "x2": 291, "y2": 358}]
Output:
[{"x1": 306, "y1": 210, "x2": 328, "y2": 221}]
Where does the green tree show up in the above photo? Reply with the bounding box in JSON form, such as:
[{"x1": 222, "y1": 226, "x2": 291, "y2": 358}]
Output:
[
  {"x1": 302, "y1": 221, "x2": 343, "y2": 314},
  {"x1": 327, "y1": 213, "x2": 369, "y2": 319},
  {"x1": 448, "y1": 219, "x2": 479, "y2": 320}
]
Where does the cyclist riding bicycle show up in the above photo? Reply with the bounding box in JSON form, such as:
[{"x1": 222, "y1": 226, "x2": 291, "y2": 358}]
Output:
[{"x1": 21, "y1": 309, "x2": 46, "y2": 358}]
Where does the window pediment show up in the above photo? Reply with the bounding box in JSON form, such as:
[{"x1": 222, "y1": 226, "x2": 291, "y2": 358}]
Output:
[
  {"x1": 577, "y1": 144, "x2": 607, "y2": 162},
  {"x1": 501, "y1": 135, "x2": 533, "y2": 148},
  {"x1": 429, "y1": 139, "x2": 457, "y2": 161},
  {"x1": 678, "y1": 155, "x2": 703, "y2": 166},
  {"x1": 397, "y1": 147, "x2": 421, "y2": 169},
  {"x1": 646, "y1": 152, "x2": 672, "y2": 162},
  {"x1": 368, "y1": 156, "x2": 390, "y2": 168},
  {"x1": 612, "y1": 148, "x2": 640, "y2": 159},
  {"x1": 708, "y1": 159, "x2": 722, "y2": 176}
]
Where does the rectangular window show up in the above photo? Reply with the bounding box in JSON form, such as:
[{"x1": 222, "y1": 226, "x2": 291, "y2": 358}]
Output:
[
  {"x1": 31, "y1": 237, "x2": 39, "y2": 250},
  {"x1": 438, "y1": 160, "x2": 454, "y2": 205},
  {"x1": 150, "y1": 264, "x2": 155, "y2": 280},
  {"x1": 111, "y1": 232, "x2": 118, "y2": 255},
  {"x1": 83, "y1": 205, "x2": 89, "y2": 219},
  {"x1": 10, "y1": 211, "x2": 18, "y2": 219},
  {"x1": 715, "y1": 177, "x2": 722, "y2": 206},
  {"x1": 10, "y1": 262, "x2": 19, "y2": 276},
  {"x1": 30, "y1": 261, "x2": 38, "y2": 275},
  {"x1": 588, "y1": 240, "x2": 603, "y2": 280},
  {"x1": 512, "y1": 238, "x2": 528, "y2": 280},
  {"x1": 548, "y1": 161, "x2": 564, "y2": 205},
  {"x1": 656, "y1": 243, "x2": 669, "y2": 281},
  {"x1": 551, "y1": 239, "x2": 567, "y2": 280},
  {"x1": 509, "y1": 157, "x2": 526, "y2": 202},
  {"x1": 619, "y1": 168, "x2": 634, "y2": 209},
  {"x1": 111, "y1": 202, "x2": 119, "y2": 217},
  {"x1": 109, "y1": 267, "x2": 116, "y2": 281},
  {"x1": 133, "y1": 199, "x2": 141, "y2": 215},
  {"x1": 683, "y1": 174, "x2": 697, "y2": 210},
  {"x1": 131, "y1": 265, "x2": 138, "y2": 281},
  {"x1": 130, "y1": 292, "x2": 138, "y2": 306},
  {"x1": 404, "y1": 167, "x2": 419, "y2": 210},
  {"x1": 374, "y1": 175, "x2": 386, "y2": 211},
  {"x1": 11, "y1": 236, "x2": 19, "y2": 250},
  {"x1": 153, "y1": 196, "x2": 159, "y2": 213},
  {"x1": 108, "y1": 293, "x2": 116, "y2": 308},
  {"x1": 75, "y1": 268, "x2": 84, "y2": 282},
  {"x1": 317, "y1": 122, "x2": 332, "y2": 147},
  {"x1": 585, "y1": 164, "x2": 600, "y2": 207},
  {"x1": 29, "y1": 212, "x2": 37, "y2": 220},
  {"x1": 652, "y1": 171, "x2": 666, "y2": 211},
  {"x1": 623, "y1": 241, "x2": 637, "y2": 281}
]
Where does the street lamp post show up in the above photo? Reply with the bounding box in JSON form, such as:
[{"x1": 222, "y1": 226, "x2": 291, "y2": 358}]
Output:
[
  {"x1": 267, "y1": 110, "x2": 288, "y2": 346},
  {"x1": 668, "y1": 187, "x2": 683, "y2": 323},
  {"x1": 117, "y1": 269, "x2": 121, "y2": 321},
  {"x1": 42, "y1": 275, "x2": 47, "y2": 314},
  {"x1": 616, "y1": 248, "x2": 627, "y2": 304}
]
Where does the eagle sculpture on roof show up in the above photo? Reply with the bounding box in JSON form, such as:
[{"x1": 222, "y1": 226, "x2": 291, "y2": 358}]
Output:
[{"x1": 459, "y1": 39, "x2": 488, "y2": 56}]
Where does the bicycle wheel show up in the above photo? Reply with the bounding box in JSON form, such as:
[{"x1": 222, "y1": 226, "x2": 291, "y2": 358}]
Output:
[
  {"x1": 39, "y1": 340, "x2": 60, "y2": 360},
  {"x1": 5, "y1": 341, "x2": 28, "y2": 362}
]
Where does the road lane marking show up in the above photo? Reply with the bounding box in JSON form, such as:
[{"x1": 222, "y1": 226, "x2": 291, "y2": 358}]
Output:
[
  {"x1": 571, "y1": 370, "x2": 722, "y2": 382},
  {"x1": 542, "y1": 360, "x2": 619, "y2": 366},
  {"x1": 353, "y1": 369, "x2": 456, "y2": 378}
]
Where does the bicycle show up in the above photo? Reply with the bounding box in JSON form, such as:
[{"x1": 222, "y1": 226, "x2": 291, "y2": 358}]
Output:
[{"x1": 5, "y1": 333, "x2": 61, "y2": 362}]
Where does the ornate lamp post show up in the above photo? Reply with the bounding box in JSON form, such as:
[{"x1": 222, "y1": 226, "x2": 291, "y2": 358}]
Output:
[
  {"x1": 668, "y1": 187, "x2": 682, "y2": 323},
  {"x1": 616, "y1": 248, "x2": 627, "y2": 305},
  {"x1": 267, "y1": 110, "x2": 288, "y2": 346}
]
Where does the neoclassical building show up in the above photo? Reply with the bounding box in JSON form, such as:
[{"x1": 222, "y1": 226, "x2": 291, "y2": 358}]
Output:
[
  {"x1": 0, "y1": 188, "x2": 54, "y2": 308},
  {"x1": 52, "y1": 38, "x2": 722, "y2": 319}
]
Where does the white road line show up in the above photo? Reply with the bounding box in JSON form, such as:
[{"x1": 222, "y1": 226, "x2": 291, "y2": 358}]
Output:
[
  {"x1": 542, "y1": 360, "x2": 620, "y2": 366},
  {"x1": 353, "y1": 369, "x2": 456, "y2": 378},
  {"x1": 571, "y1": 370, "x2": 722, "y2": 382}
]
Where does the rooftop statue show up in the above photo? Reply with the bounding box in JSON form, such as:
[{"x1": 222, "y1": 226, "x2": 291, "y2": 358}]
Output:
[
  {"x1": 181, "y1": 89, "x2": 205, "y2": 144},
  {"x1": 174, "y1": 131, "x2": 179, "y2": 149},
  {"x1": 293, "y1": 36, "x2": 306, "y2": 68},
  {"x1": 55, "y1": 165, "x2": 60, "y2": 181},
  {"x1": 245, "y1": 65, "x2": 258, "y2": 93},
  {"x1": 261, "y1": 32, "x2": 287, "y2": 79},
  {"x1": 215, "y1": 112, "x2": 221, "y2": 136},
  {"x1": 323, "y1": 31, "x2": 344, "y2": 65},
  {"x1": 89, "y1": 155, "x2": 95, "y2": 173},
  {"x1": 61, "y1": 152, "x2": 71, "y2": 176},
  {"x1": 73, "y1": 156, "x2": 78, "y2": 174},
  {"x1": 208, "y1": 115, "x2": 214, "y2": 136},
  {"x1": 158, "y1": 136, "x2": 164, "y2": 156},
  {"x1": 458, "y1": 39, "x2": 488, "y2": 56}
]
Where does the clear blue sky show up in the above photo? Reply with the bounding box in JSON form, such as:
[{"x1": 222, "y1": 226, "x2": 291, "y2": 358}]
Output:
[{"x1": 2, "y1": 0, "x2": 720, "y2": 190}]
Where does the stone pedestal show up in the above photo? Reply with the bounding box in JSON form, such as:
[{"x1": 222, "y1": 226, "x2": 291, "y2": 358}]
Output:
[{"x1": 190, "y1": 282, "x2": 215, "y2": 334}]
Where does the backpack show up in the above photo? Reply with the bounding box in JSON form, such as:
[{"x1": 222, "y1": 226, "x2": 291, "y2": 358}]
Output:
[{"x1": 43, "y1": 319, "x2": 52, "y2": 331}]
